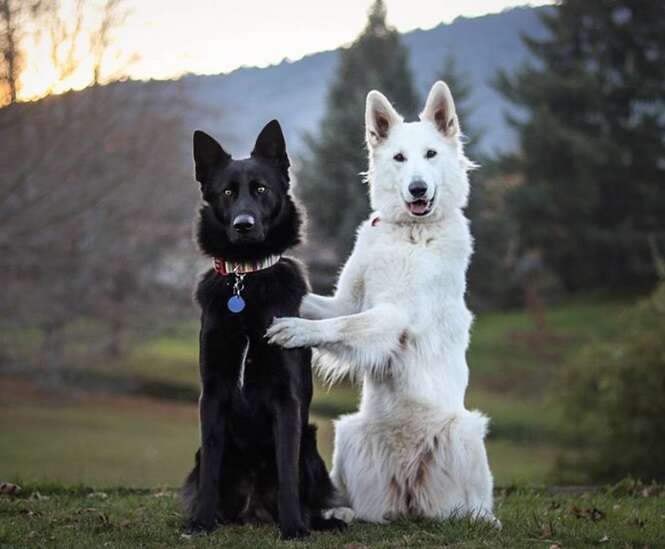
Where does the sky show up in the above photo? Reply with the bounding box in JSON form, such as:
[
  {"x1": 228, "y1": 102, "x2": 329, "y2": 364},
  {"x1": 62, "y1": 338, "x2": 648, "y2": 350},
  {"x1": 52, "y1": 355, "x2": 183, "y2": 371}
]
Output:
[{"x1": 19, "y1": 0, "x2": 553, "y2": 101}]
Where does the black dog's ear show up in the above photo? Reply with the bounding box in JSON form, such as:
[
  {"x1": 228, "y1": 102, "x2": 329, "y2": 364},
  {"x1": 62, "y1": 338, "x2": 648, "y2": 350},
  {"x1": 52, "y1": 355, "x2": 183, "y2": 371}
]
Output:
[
  {"x1": 251, "y1": 120, "x2": 290, "y2": 175},
  {"x1": 193, "y1": 130, "x2": 230, "y2": 183}
]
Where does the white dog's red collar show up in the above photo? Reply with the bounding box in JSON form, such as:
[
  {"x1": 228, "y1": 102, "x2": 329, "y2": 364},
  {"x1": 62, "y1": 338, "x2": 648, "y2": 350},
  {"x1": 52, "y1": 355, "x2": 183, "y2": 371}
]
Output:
[{"x1": 213, "y1": 255, "x2": 281, "y2": 276}]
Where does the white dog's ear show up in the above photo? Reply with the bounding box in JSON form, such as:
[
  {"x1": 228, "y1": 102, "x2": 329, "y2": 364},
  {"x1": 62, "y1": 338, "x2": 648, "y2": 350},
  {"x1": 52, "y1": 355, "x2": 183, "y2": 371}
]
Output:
[
  {"x1": 365, "y1": 90, "x2": 402, "y2": 148},
  {"x1": 420, "y1": 81, "x2": 459, "y2": 137}
]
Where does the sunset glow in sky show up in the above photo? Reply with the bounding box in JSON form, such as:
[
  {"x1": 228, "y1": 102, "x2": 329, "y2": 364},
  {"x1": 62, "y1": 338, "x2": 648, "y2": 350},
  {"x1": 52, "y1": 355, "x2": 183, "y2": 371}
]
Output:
[{"x1": 19, "y1": 0, "x2": 553, "y2": 101}]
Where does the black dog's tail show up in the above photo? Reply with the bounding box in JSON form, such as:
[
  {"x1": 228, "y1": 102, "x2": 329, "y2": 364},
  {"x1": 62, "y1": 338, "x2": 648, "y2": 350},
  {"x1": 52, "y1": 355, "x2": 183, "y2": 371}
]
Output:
[{"x1": 181, "y1": 449, "x2": 200, "y2": 517}]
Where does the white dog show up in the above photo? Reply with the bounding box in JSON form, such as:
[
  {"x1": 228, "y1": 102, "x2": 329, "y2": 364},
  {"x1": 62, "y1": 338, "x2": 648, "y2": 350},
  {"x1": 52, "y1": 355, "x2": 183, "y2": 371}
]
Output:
[{"x1": 267, "y1": 81, "x2": 497, "y2": 525}]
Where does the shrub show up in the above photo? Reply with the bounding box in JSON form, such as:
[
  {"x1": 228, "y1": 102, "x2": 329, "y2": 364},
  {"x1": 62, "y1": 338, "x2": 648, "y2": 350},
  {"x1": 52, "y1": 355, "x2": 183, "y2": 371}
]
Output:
[{"x1": 556, "y1": 280, "x2": 665, "y2": 482}]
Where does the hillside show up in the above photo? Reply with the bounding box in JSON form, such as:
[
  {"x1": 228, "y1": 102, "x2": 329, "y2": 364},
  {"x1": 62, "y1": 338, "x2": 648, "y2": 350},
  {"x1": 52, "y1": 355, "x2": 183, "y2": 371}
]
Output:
[
  {"x1": 182, "y1": 6, "x2": 550, "y2": 158},
  {"x1": 6, "y1": 7, "x2": 549, "y2": 162}
]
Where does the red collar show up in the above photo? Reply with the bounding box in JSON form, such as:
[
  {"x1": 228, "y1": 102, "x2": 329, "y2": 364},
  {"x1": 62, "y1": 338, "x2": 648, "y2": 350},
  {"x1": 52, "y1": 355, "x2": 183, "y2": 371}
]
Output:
[{"x1": 213, "y1": 255, "x2": 281, "y2": 276}]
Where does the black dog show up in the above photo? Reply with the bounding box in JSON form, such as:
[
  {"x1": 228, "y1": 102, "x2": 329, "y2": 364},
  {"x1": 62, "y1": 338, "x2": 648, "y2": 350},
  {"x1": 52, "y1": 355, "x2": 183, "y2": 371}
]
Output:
[{"x1": 182, "y1": 120, "x2": 345, "y2": 540}]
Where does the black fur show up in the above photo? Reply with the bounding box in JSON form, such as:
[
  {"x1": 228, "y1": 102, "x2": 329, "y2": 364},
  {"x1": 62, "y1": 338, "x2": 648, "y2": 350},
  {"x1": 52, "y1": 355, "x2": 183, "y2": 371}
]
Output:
[{"x1": 182, "y1": 121, "x2": 345, "y2": 540}]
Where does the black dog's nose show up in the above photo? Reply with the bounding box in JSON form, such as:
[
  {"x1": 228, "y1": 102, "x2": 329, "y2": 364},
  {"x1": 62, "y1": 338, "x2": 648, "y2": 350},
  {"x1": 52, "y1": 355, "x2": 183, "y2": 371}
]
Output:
[
  {"x1": 233, "y1": 214, "x2": 255, "y2": 233},
  {"x1": 408, "y1": 180, "x2": 428, "y2": 198}
]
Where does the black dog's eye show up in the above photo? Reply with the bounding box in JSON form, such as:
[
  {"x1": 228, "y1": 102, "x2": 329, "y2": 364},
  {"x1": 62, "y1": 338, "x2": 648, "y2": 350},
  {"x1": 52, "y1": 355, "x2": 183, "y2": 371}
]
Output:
[
  {"x1": 394, "y1": 153, "x2": 406, "y2": 162},
  {"x1": 223, "y1": 189, "x2": 233, "y2": 197},
  {"x1": 256, "y1": 185, "x2": 266, "y2": 194},
  {"x1": 426, "y1": 149, "x2": 437, "y2": 159}
]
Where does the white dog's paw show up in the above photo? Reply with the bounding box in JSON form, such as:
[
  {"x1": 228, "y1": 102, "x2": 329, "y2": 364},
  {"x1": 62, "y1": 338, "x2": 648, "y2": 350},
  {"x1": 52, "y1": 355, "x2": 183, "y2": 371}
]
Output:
[
  {"x1": 322, "y1": 506, "x2": 355, "y2": 524},
  {"x1": 476, "y1": 512, "x2": 502, "y2": 530},
  {"x1": 266, "y1": 317, "x2": 317, "y2": 348}
]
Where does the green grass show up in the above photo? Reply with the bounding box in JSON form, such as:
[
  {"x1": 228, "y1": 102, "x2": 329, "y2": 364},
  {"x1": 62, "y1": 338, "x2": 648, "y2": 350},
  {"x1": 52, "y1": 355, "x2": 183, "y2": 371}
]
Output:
[
  {"x1": 0, "y1": 391, "x2": 198, "y2": 488},
  {"x1": 104, "y1": 326, "x2": 200, "y2": 389},
  {"x1": 1, "y1": 482, "x2": 664, "y2": 548},
  {"x1": 0, "y1": 389, "x2": 550, "y2": 487},
  {"x1": 467, "y1": 301, "x2": 626, "y2": 383},
  {"x1": 0, "y1": 386, "x2": 335, "y2": 487},
  {"x1": 0, "y1": 299, "x2": 632, "y2": 489}
]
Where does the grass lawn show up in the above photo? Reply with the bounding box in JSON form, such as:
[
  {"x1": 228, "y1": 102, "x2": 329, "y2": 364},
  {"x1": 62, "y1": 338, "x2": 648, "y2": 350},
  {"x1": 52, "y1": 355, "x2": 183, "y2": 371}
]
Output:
[
  {"x1": 0, "y1": 381, "x2": 550, "y2": 488},
  {"x1": 0, "y1": 379, "x2": 199, "y2": 489},
  {"x1": 1, "y1": 482, "x2": 663, "y2": 548},
  {"x1": 0, "y1": 300, "x2": 631, "y2": 488}
]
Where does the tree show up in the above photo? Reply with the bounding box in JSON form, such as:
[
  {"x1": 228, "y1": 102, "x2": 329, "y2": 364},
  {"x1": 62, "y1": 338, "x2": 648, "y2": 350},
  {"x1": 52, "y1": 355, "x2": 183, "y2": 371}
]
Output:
[
  {"x1": 0, "y1": 0, "x2": 133, "y2": 105},
  {"x1": 437, "y1": 53, "x2": 479, "y2": 156},
  {"x1": 297, "y1": 0, "x2": 419, "y2": 260},
  {"x1": 495, "y1": 0, "x2": 665, "y2": 292},
  {"x1": 438, "y1": 53, "x2": 518, "y2": 309},
  {"x1": 0, "y1": 0, "x2": 197, "y2": 383},
  {"x1": 0, "y1": 0, "x2": 44, "y2": 105},
  {"x1": 0, "y1": 82, "x2": 195, "y2": 383}
]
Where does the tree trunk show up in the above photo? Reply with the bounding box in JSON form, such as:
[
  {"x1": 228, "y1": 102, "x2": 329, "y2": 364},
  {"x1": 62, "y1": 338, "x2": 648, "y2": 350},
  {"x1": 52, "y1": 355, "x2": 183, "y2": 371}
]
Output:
[{"x1": 40, "y1": 322, "x2": 65, "y2": 387}]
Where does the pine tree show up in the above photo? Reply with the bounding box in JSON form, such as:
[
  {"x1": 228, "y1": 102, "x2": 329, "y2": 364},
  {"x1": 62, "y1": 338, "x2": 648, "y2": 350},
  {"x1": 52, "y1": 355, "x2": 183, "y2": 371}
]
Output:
[
  {"x1": 495, "y1": 0, "x2": 665, "y2": 292},
  {"x1": 439, "y1": 53, "x2": 518, "y2": 309},
  {"x1": 437, "y1": 53, "x2": 479, "y2": 156},
  {"x1": 297, "y1": 0, "x2": 419, "y2": 258}
]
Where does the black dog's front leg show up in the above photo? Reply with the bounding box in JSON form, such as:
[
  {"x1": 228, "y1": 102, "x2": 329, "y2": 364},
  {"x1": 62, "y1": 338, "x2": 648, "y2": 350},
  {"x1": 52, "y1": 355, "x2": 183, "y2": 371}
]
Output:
[
  {"x1": 273, "y1": 349, "x2": 308, "y2": 540},
  {"x1": 190, "y1": 389, "x2": 225, "y2": 531},
  {"x1": 189, "y1": 326, "x2": 243, "y2": 532}
]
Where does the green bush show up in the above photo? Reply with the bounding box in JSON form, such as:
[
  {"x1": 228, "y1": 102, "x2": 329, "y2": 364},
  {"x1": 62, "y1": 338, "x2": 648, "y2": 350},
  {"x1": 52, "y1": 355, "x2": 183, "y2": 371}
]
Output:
[{"x1": 557, "y1": 281, "x2": 665, "y2": 483}]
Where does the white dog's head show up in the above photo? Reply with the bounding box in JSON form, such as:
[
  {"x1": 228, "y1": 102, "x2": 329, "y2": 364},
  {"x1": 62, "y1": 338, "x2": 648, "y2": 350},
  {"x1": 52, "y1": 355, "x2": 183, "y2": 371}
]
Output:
[{"x1": 364, "y1": 81, "x2": 476, "y2": 223}]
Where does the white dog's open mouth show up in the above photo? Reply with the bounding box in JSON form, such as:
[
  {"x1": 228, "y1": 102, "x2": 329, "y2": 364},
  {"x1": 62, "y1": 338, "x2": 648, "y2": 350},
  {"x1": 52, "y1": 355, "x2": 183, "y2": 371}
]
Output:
[{"x1": 406, "y1": 198, "x2": 434, "y2": 216}]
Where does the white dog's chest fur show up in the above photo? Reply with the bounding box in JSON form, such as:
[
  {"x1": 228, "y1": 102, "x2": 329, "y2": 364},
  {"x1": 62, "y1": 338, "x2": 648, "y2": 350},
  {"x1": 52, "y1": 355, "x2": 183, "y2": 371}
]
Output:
[{"x1": 348, "y1": 212, "x2": 473, "y2": 413}]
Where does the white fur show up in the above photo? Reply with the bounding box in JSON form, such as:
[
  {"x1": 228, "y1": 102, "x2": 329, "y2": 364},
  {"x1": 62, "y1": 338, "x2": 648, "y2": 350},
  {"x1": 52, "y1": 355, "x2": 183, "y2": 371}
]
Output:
[{"x1": 267, "y1": 82, "x2": 497, "y2": 525}]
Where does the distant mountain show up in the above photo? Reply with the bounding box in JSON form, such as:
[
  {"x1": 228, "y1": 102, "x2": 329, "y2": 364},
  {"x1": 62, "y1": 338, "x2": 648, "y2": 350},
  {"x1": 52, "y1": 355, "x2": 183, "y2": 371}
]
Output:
[{"x1": 182, "y1": 6, "x2": 550, "y2": 159}]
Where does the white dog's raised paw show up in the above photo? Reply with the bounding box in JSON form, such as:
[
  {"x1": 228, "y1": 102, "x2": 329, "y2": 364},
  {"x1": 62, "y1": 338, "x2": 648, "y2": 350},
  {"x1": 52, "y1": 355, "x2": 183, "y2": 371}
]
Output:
[
  {"x1": 266, "y1": 317, "x2": 314, "y2": 348},
  {"x1": 322, "y1": 506, "x2": 355, "y2": 524}
]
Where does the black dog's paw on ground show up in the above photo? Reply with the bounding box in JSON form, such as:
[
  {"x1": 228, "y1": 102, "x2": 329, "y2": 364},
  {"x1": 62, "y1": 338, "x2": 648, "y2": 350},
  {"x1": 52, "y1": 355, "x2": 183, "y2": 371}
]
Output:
[
  {"x1": 183, "y1": 518, "x2": 216, "y2": 535},
  {"x1": 311, "y1": 516, "x2": 349, "y2": 532},
  {"x1": 280, "y1": 521, "x2": 310, "y2": 540}
]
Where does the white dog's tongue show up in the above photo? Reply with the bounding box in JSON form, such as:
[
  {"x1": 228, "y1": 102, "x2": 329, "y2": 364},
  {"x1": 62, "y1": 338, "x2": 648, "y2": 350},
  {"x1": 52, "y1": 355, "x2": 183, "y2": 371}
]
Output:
[{"x1": 408, "y1": 200, "x2": 429, "y2": 215}]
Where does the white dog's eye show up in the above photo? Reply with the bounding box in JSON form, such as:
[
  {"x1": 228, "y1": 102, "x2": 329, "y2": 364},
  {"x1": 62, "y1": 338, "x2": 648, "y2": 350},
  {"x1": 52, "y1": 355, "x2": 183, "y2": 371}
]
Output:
[
  {"x1": 426, "y1": 149, "x2": 437, "y2": 159},
  {"x1": 393, "y1": 153, "x2": 406, "y2": 162}
]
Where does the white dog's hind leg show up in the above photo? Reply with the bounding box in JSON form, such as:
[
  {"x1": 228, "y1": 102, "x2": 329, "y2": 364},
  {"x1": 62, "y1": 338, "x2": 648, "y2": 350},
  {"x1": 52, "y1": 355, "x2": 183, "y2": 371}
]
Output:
[
  {"x1": 441, "y1": 410, "x2": 497, "y2": 526},
  {"x1": 331, "y1": 409, "x2": 498, "y2": 526},
  {"x1": 331, "y1": 413, "x2": 393, "y2": 523}
]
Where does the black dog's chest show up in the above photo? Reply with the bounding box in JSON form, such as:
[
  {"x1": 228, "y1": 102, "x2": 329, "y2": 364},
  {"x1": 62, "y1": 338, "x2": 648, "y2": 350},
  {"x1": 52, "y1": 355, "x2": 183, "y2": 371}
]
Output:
[
  {"x1": 195, "y1": 259, "x2": 312, "y2": 452},
  {"x1": 226, "y1": 336, "x2": 298, "y2": 400},
  {"x1": 229, "y1": 341, "x2": 280, "y2": 402},
  {"x1": 224, "y1": 343, "x2": 303, "y2": 450}
]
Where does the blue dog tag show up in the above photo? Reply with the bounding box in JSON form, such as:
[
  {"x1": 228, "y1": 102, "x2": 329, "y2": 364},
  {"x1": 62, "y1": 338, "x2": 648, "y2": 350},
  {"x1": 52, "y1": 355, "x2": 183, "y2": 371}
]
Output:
[{"x1": 227, "y1": 295, "x2": 246, "y2": 313}]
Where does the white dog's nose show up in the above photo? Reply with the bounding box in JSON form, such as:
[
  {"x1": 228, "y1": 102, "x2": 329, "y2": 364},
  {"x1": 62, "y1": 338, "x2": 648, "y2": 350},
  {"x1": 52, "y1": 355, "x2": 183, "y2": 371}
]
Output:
[{"x1": 408, "y1": 180, "x2": 428, "y2": 198}]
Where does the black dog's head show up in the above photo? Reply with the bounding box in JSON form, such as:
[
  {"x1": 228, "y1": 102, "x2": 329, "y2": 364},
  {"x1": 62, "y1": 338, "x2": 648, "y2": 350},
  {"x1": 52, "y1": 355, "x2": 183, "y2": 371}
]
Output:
[{"x1": 193, "y1": 120, "x2": 302, "y2": 261}]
